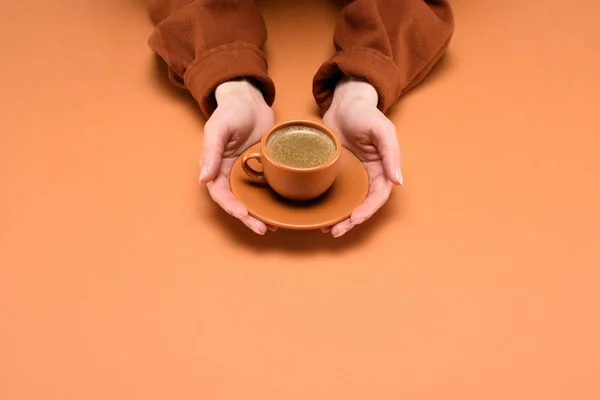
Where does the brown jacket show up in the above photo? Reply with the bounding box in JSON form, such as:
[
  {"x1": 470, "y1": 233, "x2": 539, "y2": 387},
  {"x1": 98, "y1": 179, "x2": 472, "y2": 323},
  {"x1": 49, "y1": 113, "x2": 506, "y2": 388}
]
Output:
[{"x1": 147, "y1": 0, "x2": 454, "y2": 117}]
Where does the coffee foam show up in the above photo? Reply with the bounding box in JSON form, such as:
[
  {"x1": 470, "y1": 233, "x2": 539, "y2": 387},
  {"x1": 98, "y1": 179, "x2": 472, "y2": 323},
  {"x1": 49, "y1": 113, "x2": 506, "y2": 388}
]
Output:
[
  {"x1": 267, "y1": 125, "x2": 331, "y2": 146},
  {"x1": 266, "y1": 125, "x2": 336, "y2": 168}
]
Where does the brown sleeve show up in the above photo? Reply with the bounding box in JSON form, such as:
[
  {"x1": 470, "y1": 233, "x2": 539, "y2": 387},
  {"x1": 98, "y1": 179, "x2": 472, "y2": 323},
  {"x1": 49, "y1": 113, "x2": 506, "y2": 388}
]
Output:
[
  {"x1": 313, "y1": 0, "x2": 454, "y2": 115},
  {"x1": 147, "y1": 0, "x2": 275, "y2": 117}
]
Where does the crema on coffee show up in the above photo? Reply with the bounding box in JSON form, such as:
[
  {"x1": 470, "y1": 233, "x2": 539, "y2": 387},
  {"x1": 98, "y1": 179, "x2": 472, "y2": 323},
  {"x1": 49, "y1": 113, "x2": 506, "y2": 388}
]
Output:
[{"x1": 266, "y1": 125, "x2": 336, "y2": 168}]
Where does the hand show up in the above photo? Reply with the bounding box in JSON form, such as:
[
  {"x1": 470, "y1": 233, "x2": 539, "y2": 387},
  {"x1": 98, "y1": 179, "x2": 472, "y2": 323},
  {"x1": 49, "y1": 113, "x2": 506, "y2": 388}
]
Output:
[
  {"x1": 321, "y1": 77, "x2": 403, "y2": 238},
  {"x1": 199, "y1": 79, "x2": 276, "y2": 234}
]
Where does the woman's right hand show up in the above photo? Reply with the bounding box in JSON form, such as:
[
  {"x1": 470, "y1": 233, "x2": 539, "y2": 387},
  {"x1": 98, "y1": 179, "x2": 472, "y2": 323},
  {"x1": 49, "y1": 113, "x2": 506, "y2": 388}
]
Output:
[{"x1": 199, "y1": 79, "x2": 275, "y2": 234}]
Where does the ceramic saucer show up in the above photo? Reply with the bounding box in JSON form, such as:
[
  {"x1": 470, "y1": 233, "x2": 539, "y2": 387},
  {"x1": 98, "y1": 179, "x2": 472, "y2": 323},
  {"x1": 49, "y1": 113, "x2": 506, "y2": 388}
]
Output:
[{"x1": 230, "y1": 143, "x2": 369, "y2": 230}]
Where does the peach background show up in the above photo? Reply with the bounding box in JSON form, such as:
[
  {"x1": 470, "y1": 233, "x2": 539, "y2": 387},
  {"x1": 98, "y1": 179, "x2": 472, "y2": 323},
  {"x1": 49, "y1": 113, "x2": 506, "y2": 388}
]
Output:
[{"x1": 1, "y1": 0, "x2": 599, "y2": 399}]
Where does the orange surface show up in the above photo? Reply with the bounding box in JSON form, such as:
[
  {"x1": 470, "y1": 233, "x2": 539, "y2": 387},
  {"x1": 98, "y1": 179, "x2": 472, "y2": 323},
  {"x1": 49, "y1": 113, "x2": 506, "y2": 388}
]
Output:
[{"x1": 1, "y1": 0, "x2": 599, "y2": 399}]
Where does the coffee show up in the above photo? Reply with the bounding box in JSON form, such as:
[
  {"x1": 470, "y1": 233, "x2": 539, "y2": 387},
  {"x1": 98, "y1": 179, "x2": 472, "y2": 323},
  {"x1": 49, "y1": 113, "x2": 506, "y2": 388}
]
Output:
[
  {"x1": 266, "y1": 125, "x2": 336, "y2": 168},
  {"x1": 242, "y1": 120, "x2": 341, "y2": 200}
]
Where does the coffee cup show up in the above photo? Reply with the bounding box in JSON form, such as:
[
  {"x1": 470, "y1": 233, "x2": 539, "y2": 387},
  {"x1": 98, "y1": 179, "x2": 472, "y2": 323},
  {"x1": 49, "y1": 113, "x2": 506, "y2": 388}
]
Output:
[{"x1": 241, "y1": 120, "x2": 341, "y2": 201}]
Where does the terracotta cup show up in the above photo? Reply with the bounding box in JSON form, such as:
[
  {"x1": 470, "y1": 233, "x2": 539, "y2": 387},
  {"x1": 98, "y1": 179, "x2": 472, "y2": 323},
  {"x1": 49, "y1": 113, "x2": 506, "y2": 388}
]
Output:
[{"x1": 241, "y1": 120, "x2": 342, "y2": 201}]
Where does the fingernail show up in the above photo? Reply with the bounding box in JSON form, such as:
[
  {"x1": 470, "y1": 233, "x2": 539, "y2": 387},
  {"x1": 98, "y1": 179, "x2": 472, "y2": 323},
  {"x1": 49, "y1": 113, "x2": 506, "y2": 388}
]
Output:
[
  {"x1": 200, "y1": 165, "x2": 208, "y2": 182},
  {"x1": 321, "y1": 227, "x2": 331, "y2": 233},
  {"x1": 395, "y1": 168, "x2": 403, "y2": 185}
]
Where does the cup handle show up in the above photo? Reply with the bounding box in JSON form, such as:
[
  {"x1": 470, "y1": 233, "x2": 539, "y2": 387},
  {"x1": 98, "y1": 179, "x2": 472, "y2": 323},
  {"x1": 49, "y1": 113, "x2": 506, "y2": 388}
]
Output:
[{"x1": 241, "y1": 152, "x2": 266, "y2": 183}]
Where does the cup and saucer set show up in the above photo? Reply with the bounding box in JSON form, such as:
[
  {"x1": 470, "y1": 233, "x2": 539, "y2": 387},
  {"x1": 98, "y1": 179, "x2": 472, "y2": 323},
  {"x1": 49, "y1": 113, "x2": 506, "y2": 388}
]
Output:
[{"x1": 229, "y1": 120, "x2": 369, "y2": 230}]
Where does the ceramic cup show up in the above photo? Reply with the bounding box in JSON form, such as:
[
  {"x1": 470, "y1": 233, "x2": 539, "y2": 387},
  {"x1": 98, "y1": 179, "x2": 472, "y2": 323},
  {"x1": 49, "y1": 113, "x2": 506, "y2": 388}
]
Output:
[{"x1": 241, "y1": 120, "x2": 342, "y2": 201}]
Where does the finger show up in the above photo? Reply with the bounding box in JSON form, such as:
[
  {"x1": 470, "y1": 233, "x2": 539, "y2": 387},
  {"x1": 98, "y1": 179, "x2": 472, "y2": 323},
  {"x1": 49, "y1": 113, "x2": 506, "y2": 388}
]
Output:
[
  {"x1": 200, "y1": 115, "x2": 227, "y2": 183},
  {"x1": 350, "y1": 175, "x2": 393, "y2": 223},
  {"x1": 321, "y1": 227, "x2": 331, "y2": 233},
  {"x1": 330, "y1": 174, "x2": 392, "y2": 238},
  {"x1": 239, "y1": 214, "x2": 268, "y2": 235},
  {"x1": 330, "y1": 218, "x2": 352, "y2": 238},
  {"x1": 207, "y1": 180, "x2": 267, "y2": 235},
  {"x1": 372, "y1": 116, "x2": 403, "y2": 185},
  {"x1": 207, "y1": 178, "x2": 247, "y2": 218},
  {"x1": 267, "y1": 225, "x2": 279, "y2": 232}
]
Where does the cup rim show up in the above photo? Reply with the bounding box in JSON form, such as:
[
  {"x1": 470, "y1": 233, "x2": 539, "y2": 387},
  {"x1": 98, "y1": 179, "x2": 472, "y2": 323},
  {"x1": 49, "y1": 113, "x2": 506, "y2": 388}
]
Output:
[{"x1": 260, "y1": 119, "x2": 342, "y2": 173}]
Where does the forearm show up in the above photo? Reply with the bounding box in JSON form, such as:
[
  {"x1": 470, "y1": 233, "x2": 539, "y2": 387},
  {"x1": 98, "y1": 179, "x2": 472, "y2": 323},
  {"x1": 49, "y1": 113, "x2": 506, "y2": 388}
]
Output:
[
  {"x1": 147, "y1": 0, "x2": 275, "y2": 116},
  {"x1": 313, "y1": 0, "x2": 454, "y2": 114}
]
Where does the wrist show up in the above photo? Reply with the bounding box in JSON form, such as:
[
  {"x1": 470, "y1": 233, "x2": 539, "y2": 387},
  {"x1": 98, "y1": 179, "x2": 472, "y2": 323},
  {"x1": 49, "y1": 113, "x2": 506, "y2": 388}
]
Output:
[
  {"x1": 215, "y1": 78, "x2": 265, "y2": 107},
  {"x1": 331, "y1": 76, "x2": 379, "y2": 108}
]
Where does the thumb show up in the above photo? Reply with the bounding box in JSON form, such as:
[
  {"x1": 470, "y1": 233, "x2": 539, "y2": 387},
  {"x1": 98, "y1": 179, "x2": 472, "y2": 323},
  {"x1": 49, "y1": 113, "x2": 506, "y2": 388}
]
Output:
[
  {"x1": 372, "y1": 115, "x2": 403, "y2": 185},
  {"x1": 200, "y1": 114, "x2": 228, "y2": 184}
]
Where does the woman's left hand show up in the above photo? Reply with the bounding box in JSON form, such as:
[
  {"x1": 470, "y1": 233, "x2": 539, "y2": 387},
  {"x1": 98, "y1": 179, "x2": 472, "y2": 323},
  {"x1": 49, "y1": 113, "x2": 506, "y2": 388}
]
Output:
[{"x1": 321, "y1": 77, "x2": 403, "y2": 237}]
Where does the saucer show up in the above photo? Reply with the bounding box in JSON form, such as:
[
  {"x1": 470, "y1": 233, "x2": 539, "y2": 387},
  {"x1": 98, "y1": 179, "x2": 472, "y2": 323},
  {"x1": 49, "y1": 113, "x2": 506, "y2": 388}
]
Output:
[{"x1": 230, "y1": 143, "x2": 369, "y2": 230}]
